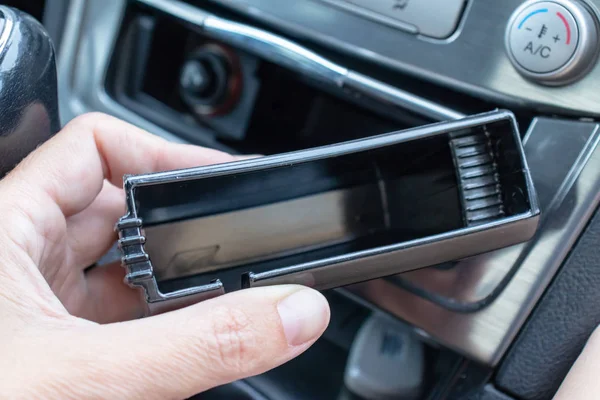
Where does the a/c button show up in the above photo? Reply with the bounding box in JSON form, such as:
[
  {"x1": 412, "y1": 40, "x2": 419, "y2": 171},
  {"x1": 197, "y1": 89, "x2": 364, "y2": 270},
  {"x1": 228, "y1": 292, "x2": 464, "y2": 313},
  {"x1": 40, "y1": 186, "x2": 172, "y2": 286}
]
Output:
[{"x1": 507, "y1": 2, "x2": 579, "y2": 74}]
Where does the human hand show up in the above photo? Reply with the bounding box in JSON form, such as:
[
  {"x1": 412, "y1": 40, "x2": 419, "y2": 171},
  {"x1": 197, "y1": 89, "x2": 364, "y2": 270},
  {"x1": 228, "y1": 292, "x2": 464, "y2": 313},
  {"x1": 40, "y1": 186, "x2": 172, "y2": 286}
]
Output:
[
  {"x1": 0, "y1": 113, "x2": 330, "y2": 399},
  {"x1": 553, "y1": 326, "x2": 600, "y2": 400}
]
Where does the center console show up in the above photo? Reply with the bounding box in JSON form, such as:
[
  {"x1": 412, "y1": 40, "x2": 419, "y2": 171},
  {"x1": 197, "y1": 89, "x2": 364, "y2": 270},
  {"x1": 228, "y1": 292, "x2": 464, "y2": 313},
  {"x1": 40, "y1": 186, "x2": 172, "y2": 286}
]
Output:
[{"x1": 44, "y1": 0, "x2": 600, "y2": 398}]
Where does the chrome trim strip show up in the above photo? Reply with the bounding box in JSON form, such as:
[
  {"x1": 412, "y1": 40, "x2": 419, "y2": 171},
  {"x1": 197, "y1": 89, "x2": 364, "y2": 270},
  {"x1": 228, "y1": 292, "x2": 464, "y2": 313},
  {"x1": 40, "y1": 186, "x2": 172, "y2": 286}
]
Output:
[
  {"x1": 344, "y1": 72, "x2": 465, "y2": 120},
  {"x1": 204, "y1": 16, "x2": 348, "y2": 81}
]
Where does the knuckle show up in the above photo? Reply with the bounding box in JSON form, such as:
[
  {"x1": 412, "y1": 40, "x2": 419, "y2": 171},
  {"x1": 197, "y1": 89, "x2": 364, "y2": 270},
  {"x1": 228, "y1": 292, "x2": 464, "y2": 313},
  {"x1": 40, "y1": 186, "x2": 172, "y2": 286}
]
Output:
[
  {"x1": 65, "y1": 112, "x2": 115, "y2": 142},
  {"x1": 207, "y1": 305, "x2": 258, "y2": 374},
  {"x1": 69, "y1": 111, "x2": 111, "y2": 128}
]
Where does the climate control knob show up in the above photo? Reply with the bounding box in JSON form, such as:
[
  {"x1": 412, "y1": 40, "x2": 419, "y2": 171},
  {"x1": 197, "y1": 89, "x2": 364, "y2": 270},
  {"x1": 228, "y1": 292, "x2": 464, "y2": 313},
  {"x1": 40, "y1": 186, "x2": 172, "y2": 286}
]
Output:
[{"x1": 505, "y1": 0, "x2": 599, "y2": 85}]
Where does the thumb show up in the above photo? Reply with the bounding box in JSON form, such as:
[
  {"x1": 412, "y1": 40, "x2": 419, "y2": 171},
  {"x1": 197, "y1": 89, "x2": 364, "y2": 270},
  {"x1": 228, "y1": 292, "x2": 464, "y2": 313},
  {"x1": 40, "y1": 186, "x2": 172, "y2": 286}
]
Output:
[{"x1": 34, "y1": 285, "x2": 330, "y2": 399}]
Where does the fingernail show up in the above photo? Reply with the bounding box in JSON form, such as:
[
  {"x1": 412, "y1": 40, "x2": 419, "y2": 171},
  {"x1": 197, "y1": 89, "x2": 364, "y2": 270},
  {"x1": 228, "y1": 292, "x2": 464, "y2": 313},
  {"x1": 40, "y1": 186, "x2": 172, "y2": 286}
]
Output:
[{"x1": 277, "y1": 289, "x2": 329, "y2": 346}]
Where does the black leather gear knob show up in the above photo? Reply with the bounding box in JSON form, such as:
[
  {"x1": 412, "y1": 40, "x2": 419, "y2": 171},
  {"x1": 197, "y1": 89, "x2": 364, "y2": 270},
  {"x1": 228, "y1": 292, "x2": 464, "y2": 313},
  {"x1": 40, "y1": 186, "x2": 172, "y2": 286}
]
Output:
[{"x1": 0, "y1": 6, "x2": 60, "y2": 177}]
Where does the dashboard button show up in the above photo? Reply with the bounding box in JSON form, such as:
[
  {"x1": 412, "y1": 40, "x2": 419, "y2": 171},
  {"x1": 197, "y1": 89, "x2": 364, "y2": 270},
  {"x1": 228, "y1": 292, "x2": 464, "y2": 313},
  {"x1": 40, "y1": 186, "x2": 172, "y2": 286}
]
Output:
[
  {"x1": 506, "y1": 0, "x2": 599, "y2": 85},
  {"x1": 508, "y1": 2, "x2": 578, "y2": 73},
  {"x1": 320, "y1": 0, "x2": 466, "y2": 39}
]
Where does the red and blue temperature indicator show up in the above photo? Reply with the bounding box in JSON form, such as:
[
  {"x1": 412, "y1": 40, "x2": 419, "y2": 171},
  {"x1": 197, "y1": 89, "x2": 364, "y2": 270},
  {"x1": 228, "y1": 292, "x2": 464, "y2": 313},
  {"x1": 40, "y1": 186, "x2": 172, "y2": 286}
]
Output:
[{"x1": 517, "y1": 8, "x2": 572, "y2": 44}]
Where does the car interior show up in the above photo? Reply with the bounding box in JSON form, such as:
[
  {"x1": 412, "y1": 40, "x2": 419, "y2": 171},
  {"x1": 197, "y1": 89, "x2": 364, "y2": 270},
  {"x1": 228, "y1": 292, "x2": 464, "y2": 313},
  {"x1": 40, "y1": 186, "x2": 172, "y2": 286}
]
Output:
[{"x1": 2, "y1": 0, "x2": 600, "y2": 399}]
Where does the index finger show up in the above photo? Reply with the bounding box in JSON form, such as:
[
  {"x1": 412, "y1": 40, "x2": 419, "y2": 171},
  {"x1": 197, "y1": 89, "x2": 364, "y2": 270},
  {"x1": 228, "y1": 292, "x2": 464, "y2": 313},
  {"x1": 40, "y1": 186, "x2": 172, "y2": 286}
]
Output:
[{"x1": 5, "y1": 112, "x2": 237, "y2": 217}]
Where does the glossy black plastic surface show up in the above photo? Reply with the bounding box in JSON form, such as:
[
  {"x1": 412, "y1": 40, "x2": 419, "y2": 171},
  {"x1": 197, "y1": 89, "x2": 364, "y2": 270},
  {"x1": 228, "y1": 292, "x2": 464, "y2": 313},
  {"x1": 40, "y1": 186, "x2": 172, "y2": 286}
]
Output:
[{"x1": 0, "y1": 6, "x2": 60, "y2": 176}]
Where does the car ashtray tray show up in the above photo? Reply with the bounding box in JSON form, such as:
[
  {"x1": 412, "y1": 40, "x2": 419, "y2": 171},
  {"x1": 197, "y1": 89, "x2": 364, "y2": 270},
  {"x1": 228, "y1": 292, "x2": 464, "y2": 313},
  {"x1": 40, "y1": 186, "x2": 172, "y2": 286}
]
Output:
[{"x1": 117, "y1": 110, "x2": 540, "y2": 316}]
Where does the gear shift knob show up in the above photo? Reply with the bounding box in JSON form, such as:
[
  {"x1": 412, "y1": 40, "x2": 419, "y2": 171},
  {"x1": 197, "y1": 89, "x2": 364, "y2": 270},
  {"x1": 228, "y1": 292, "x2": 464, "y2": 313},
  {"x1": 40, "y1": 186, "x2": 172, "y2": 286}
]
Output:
[{"x1": 0, "y1": 6, "x2": 60, "y2": 177}]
